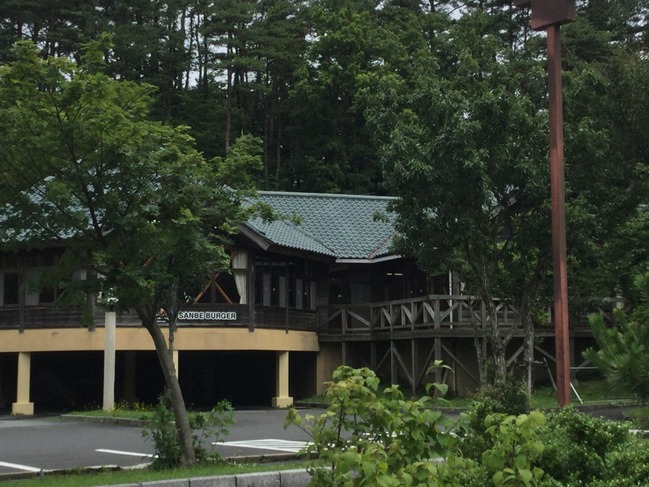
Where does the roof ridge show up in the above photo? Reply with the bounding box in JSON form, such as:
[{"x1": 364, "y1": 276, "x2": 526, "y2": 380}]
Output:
[{"x1": 258, "y1": 190, "x2": 396, "y2": 201}]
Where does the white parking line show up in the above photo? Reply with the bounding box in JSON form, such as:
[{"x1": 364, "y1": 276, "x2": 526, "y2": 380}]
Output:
[
  {"x1": 95, "y1": 448, "x2": 156, "y2": 458},
  {"x1": 213, "y1": 439, "x2": 310, "y2": 453},
  {"x1": 0, "y1": 460, "x2": 42, "y2": 473}
]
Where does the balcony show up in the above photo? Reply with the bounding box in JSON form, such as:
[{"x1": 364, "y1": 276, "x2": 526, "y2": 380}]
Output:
[{"x1": 316, "y1": 294, "x2": 592, "y2": 341}]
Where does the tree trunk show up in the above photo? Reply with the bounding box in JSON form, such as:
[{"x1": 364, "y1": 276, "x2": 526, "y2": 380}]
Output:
[
  {"x1": 473, "y1": 336, "x2": 487, "y2": 388},
  {"x1": 141, "y1": 315, "x2": 196, "y2": 466},
  {"x1": 523, "y1": 313, "x2": 534, "y2": 398},
  {"x1": 492, "y1": 335, "x2": 507, "y2": 385},
  {"x1": 488, "y1": 304, "x2": 507, "y2": 385}
]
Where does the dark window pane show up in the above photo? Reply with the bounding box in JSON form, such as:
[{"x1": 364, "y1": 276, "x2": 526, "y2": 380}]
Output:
[
  {"x1": 214, "y1": 273, "x2": 239, "y2": 304},
  {"x1": 270, "y1": 275, "x2": 279, "y2": 306},
  {"x1": 39, "y1": 286, "x2": 56, "y2": 304},
  {"x1": 3, "y1": 272, "x2": 19, "y2": 306}
]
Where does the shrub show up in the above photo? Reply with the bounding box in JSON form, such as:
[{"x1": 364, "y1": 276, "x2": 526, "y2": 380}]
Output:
[
  {"x1": 585, "y1": 271, "x2": 649, "y2": 404},
  {"x1": 288, "y1": 366, "x2": 649, "y2": 487},
  {"x1": 143, "y1": 391, "x2": 181, "y2": 470},
  {"x1": 539, "y1": 407, "x2": 629, "y2": 484},
  {"x1": 285, "y1": 366, "x2": 455, "y2": 486},
  {"x1": 597, "y1": 436, "x2": 649, "y2": 485},
  {"x1": 190, "y1": 399, "x2": 235, "y2": 462},
  {"x1": 142, "y1": 391, "x2": 234, "y2": 469},
  {"x1": 480, "y1": 412, "x2": 546, "y2": 487},
  {"x1": 457, "y1": 379, "x2": 530, "y2": 460}
]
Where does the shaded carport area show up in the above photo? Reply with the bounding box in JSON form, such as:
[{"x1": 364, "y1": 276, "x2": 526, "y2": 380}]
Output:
[{"x1": 0, "y1": 349, "x2": 317, "y2": 413}]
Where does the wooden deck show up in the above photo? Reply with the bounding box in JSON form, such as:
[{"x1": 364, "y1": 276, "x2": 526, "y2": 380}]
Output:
[
  {"x1": 0, "y1": 294, "x2": 592, "y2": 338},
  {"x1": 316, "y1": 294, "x2": 593, "y2": 342}
]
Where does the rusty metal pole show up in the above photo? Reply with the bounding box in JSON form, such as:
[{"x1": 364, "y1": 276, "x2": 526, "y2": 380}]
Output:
[
  {"x1": 547, "y1": 24, "x2": 571, "y2": 407},
  {"x1": 515, "y1": 0, "x2": 575, "y2": 407}
]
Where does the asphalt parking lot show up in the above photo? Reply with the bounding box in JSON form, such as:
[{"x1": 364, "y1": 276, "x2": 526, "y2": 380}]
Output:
[
  {"x1": 0, "y1": 408, "x2": 321, "y2": 477},
  {"x1": 0, "y1": 405, "x2": 633, "y2": 478}
]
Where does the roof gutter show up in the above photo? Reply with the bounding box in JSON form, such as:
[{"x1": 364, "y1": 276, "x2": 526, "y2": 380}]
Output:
[{"x1": 335, "y1": 254, "x2": 401, "y2": 264}]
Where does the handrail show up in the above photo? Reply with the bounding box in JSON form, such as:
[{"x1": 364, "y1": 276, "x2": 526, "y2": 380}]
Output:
[{"x1": 317, "y1": 295, "x2": 521, "y2": 335}]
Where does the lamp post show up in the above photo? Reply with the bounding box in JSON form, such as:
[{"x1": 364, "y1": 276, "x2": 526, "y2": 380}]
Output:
[{"x1": 514, "y1": 0, "x2": 576, "y2": 407}]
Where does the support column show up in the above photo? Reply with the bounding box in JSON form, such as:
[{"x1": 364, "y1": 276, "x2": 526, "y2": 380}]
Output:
[
  {"x1": 103, "y1": 311, "x2": 116, "y2": 412},
  {"x1": 316, "y1": 344, "x2": 342, "y2": 395},
  {"x1": 390, "y1": 341, "x2": 397, "y2": 385},
  {"x1": 172, "y1": 350, "x2": 179, "y2": 378},
  {"x1": 411, "y1": 339, "x2": 417, "y2": 395},
  {"x1": 12, "y1": 352, "x2": 34, "y2": 415},
  {"x1": 272, "y1": 351, "x2": 293, "y2": 408}
]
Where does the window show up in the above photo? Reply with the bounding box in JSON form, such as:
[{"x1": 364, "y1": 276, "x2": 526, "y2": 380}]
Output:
[
  {"x1": 1, "y1": 272, "x2": 19, "y2": 306},
  {"x1": 24, "y1": 254, "x2": 58, "y2": 306},
  {"x1": 1, "y1": 251, "x2": 65, "y2": 307},
  {"x1": 253, "y1": 256, "x2": 317, "y2": 310}
]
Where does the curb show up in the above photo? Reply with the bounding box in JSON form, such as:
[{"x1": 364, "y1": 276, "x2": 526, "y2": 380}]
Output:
[
  {"x1": 95, "y1": 468, "x2": 312, "y2": 487},
  {"x1": 55, "y1": 414, "x2": 312, "y2": 486},
  {"x1": 60, "y1": 413, "x2": 151, "y2": 427}
]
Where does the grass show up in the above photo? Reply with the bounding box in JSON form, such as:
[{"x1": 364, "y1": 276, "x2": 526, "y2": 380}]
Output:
[
  {"x1": 0, "y1": 460, "x2": 309, "y2": 486},
  {"x1": 531, "y1": 379, "x2": 636, "y2": 409},
  {"x1": 68, "y1": 401, "x2": 155, "y2": 421},
  {"x1": 296, "y1": 378, "x2": 638, "y2": 410},
  {"x1": 67, "y1": 409, "x2": 154, "y2": 421}
]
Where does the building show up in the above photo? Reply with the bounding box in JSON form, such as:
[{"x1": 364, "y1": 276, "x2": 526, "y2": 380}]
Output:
[{"x1": 0, "y1": 191, "x2": 590, "y2": 415}]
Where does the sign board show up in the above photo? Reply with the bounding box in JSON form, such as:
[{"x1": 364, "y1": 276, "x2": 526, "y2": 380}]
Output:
[
  {"x1": 515, "y1": 0, "x2": 576, "y2": 30},
  {"x1": 178, "y1": 311, "x2": 237, "y2": 321},
  {"x1": 156, "y1": 310, "x2": 238, "y2": 322}
]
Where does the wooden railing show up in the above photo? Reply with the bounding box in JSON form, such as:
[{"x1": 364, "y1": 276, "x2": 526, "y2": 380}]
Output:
[
  {"x1": 0, "y1": 304, "x2": 317, "y2": 331},
  {"x1": 317, "y1": 295, "x2": 520, "y2": 336}
]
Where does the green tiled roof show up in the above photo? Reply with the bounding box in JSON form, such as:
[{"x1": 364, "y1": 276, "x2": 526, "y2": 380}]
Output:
[{"x1": 244, "y1": 191, "x2": 397, "y2": 260}]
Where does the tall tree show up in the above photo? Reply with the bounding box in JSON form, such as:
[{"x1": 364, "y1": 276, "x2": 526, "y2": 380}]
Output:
[
  {"x1": 100, "y1": 0, "x2": 194, "y2": 120},
  {"x1": 559, "y1": 16, "x2": 649, "y2": 313},
  {"x1": 363, "y1": 10, "x2": 551, "y2": 386},
  {"x1": 282, "y1": 0, "x2": 386, "y2": 193},
  {"x1": 201, "y1": 0, "x2": 262, "y2": 153},
  {"x1": 0, "y1": 0, "x2": 103, "y2": 62},
  {"x1": 0, "y1": 40, "x2": 262, "y2": 465},
  {"x1": 248, "y1": 0, "x2": 309, "y2": 182}
]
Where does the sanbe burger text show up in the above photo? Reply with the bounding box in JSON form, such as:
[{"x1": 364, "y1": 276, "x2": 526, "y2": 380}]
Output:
[{"x1": 178, "y1": 311, "x2": 237, "y2": 321}]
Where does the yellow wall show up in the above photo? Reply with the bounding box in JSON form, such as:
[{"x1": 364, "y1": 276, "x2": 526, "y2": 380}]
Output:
[{"x1": 0, "y1": 327, "x2": 320, "y2": 353}]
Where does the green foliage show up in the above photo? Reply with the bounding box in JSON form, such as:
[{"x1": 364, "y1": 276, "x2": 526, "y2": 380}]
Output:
[
  {"x1": 0, "y1": 40, "x2": 263, "y2": 467},
  {"x1": 287, "y1": 366, "x2": 553, "y2": 487},
  {"x1": 538, "y1": 407, "x2": 629, "y2": 485},
  {"x1": 291, "y1": 367, "x2": 649, "y2": 486},
  {"x1": 190, "y1": 400, "x2": 235, "y2": 463},
  {"x1": 628, "y1": 406, "x2": 649, "y2": 429},
  {"x1": 481, "y1": 412, "x2": 546, "y2": 487},
  {"x1": 458, "y1": 380, "x2": 530, "y2": 461},
  {"x1": 585, "y1": 271, "x2": 649, "y2": 403},
  {"x1": 143, "y1": 392, "x2": 182, "y2": 470},
  {"x1": 285, "y1": 366, "x2": 455, "y2": 486},
  {"x1": 143, "y1": 392, "x2": 234, "y2": 469},
  {"x1": 596, "y1": 437, "x2": 649, "y2": 486}
]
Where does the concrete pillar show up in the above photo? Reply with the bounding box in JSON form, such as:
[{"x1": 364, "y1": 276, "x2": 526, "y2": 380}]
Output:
[
  {"x1": 172, "y1": 350, "x2": 179, "y2": 378},
  {"x1": 272, "y1": 351, "x2": 293, "y2": 408},
  {"x1": 316, "y1": 344, "x2": 342, "y2": 395},
  {"x1": 103, "y1": 311, "x2": 116, "y2": 412},
  {"x1": 12, "y1": 352, "x2": 34, "y2": 415}
]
